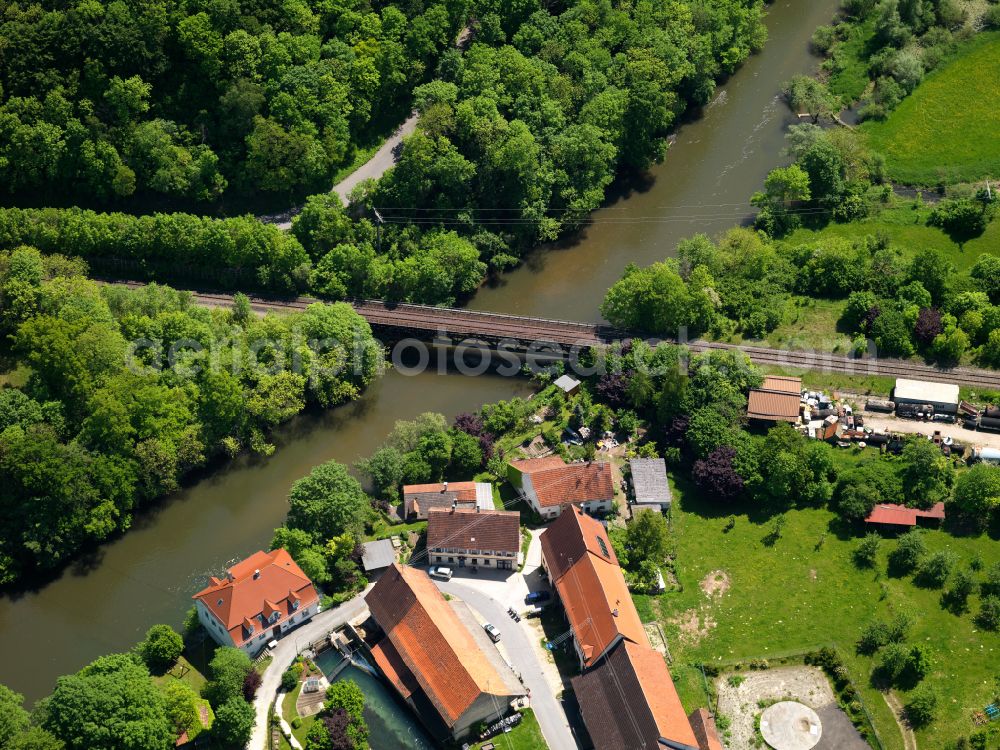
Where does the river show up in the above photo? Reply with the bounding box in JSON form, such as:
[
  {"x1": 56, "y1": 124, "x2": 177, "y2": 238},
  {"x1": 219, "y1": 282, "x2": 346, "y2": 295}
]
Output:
[{"x1": 0, "y1": 0, "x2": 840, "y2": 704}]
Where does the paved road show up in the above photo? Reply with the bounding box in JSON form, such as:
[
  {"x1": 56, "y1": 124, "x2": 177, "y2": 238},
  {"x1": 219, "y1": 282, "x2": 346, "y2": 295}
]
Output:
[
  {"x1": 434, "y1": 575, "x2": 580, "y2": 750},
  {"x1": 262, "y1": 26, "x2": 471, "y2": 231},
  {"x1": 249, "y1": 592, "x2": 370, "y2": 750},
  {"x1": 332, "y1": 114, "x2": 419, "y2": 206}
]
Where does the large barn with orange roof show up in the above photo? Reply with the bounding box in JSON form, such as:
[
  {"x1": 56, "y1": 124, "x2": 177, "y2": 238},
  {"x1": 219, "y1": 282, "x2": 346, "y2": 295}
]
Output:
[
  {"x1": 542, "y1": 507, "x2": 719, "y2": 750},
  {"x1": 192, "y1": 548, "x2": 319, "y2": 655},
  {"x1": 365, "y1": 564, "x2": 524, "y2": 740}
]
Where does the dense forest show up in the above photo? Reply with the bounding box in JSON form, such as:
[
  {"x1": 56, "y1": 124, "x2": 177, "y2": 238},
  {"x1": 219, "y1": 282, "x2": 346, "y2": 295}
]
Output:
[
  {"x1": 0, "y1": 247, "x2": 381, "y2": 586},
  {"x1": 302, "y1": 0, "x2": 769, "y2": 297},
  {"x1": 0, "y1": 0, "x2": 771, "y2": 304},
  {"x1": 0, "y1": 0, "x2": 465, "y2": 208}
]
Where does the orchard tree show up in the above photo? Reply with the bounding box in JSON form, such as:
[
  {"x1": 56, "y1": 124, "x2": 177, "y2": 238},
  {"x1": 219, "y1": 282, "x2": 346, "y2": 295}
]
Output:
[
  {"x1": 888, "y1": 529, "x2": 927, "y2": 576},
  {"x1": 950, "y1": 463, "x2": 1000, "y2": 524}
]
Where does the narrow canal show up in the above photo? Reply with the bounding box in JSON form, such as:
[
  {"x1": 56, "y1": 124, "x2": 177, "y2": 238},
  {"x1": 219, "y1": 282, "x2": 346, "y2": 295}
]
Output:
[{"x1": 0, "y1": 0, "x2": 841, "y2": 703}]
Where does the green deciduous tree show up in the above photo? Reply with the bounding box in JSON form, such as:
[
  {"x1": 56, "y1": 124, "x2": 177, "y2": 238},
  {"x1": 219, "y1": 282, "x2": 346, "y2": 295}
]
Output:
[
  {"x1": 138, "y1": 624, "x2": 184, "y2": 673},
  {"x1": 44, "y1": 653, "x2": 172, "y2": 750},
  {"x1": 205, "y1": 648, "x2": 252, "y2": 708},
  {"x1": 950, "y1": 463, "x2": 1000, "y2": 524},
  {"x1": 212, "y1": 697, "x2": 255, "y2": 748},
  {"x1": 287, "y1": 461, "x2": 371, "y2": 542}
]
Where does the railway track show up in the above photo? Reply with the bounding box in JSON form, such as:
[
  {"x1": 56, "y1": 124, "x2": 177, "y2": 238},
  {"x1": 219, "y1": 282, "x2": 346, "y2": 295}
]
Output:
[{"x1": 115, "y1": 283, "x2": 1000, "y2": 391}]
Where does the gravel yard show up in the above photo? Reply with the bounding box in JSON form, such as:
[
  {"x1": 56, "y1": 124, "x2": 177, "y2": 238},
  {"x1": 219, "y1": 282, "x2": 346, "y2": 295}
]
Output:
[{"x1": 715, "y1": 665, "x2": 868, "y2": 750}]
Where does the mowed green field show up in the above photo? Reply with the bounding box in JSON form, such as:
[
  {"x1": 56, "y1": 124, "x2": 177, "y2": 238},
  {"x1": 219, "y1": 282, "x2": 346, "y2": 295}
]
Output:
[
  {"x1": 863, "y1": 32, "x2": 1000, "y2": 185},
  {"x1": 784, "y1": 204, "x2": 1000, "y2": 271},
  {"x1": 648, "y1": 472, "x2": 1000, "y2": 750}
]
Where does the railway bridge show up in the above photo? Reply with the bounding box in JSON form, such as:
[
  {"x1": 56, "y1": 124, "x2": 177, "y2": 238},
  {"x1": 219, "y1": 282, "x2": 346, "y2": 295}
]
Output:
[{"x1": 177, "y1": 289, "x2": 1000, "y2": 391}]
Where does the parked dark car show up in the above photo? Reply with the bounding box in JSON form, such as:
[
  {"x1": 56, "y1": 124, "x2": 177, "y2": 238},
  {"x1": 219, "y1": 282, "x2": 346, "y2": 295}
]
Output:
[{"x1": 525, "y1": 590, "x2": 551, "y2": 604}]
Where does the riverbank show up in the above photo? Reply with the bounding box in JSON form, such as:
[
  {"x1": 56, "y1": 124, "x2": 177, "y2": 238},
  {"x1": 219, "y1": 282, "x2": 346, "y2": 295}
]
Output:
[{"x1": 0, "y1": 0, "x2": 845, "y2": 704}]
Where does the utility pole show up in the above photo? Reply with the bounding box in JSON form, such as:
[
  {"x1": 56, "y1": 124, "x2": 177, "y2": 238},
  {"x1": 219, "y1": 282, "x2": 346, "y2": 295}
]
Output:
[{"x1": 373, "y1": 208, "x2": 384, "y2": 254}]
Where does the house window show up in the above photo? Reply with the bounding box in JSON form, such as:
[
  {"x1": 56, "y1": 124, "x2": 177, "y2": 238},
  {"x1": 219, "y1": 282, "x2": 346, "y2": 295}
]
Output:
[
  {"x1": 291, "y1": 600, "x2": 300, "y2": 611},
  {"x1": 448, "y1": 557, "x2": 454, "y2": 563}
]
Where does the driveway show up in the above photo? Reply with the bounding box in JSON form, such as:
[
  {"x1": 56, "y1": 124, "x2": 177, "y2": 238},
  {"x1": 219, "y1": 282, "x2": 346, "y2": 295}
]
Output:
[
  {"x1": 249, "y1": 591, "x2": 370, "y2": 750},
  {"x1": 862, "y1": 413, "x2": 1000, "y2": 450},
  {"x1": 432, "y1": 562, "x2": 580, "y2": 750}
]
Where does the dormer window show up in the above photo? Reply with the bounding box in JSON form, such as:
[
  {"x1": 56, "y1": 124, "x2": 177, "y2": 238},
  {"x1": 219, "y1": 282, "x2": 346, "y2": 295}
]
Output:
[
  {"x1": 291, "y1": 599, "x2": 300, "y2": 611},
  {"x1": 269, "y1": 611, "x2": 280, "y2": 623}
]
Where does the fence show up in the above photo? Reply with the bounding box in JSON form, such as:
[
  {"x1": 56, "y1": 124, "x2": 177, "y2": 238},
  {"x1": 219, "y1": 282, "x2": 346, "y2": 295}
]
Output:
[{"x1": 692, "y1": 642, "x2": 888, "y2": 750}]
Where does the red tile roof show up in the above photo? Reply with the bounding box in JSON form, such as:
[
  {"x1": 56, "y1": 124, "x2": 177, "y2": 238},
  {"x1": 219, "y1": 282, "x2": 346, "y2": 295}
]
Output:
[
  {"x1": 365, "y1": 565, "x2": 516, "y2": 728},
  {"x1": 426, "y1": 508, "x2": 520, "y2": 555},
  {"x1": 403, "y1": 481, "x2": 478, "y2": 518},
  {"x1": 529, "y1": 462, "x2": 614, "y2": 509},
  {"x1": 510, "y1": 456, "x2": 567, "y2": 473},
  {"x1": 192, "y1": 549, "x2": 317, "y2": 648},
  {"x1": 541, "y1": 508, "x2": 643, "y2": 667},
  {"x1": 865, "y1": 502, "x2": 946, "y2": 526},
  {"x1": 572, "y1": 639, "x2": 700, "y2": 750},
  {"x1": 540, "y1": 505, "x2": 619, "y2": 581}
]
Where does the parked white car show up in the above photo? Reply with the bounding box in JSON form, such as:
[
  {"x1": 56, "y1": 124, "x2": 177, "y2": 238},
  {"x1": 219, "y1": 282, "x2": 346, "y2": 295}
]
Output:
[{"x1": 428, "y1": 566, "x2": 453, "y2": 581}]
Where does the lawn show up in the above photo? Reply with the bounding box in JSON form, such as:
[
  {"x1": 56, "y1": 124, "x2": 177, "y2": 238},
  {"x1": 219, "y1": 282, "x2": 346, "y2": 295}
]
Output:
[
  {"x1": 862, "y1": 32, "x2": 1000, "y2": 186},
  {"x1": 783, "y1": 203, "x2": 999, "y2": 272},
  {"x1": 151, "y1": 653, "x2": 213, "y2": 741},
  {"x1": 469, "y1": 709, "x2": 546, "y2": 750},
  {"x1": 649, "y1": 473, "x2": 1000, "y2": 750},
  {"x1": 281, "y1": 682, "x2": 317, "y2": 746},
  {"x1": 151, "y1": 654, "x2": 208, "y2": 694}
]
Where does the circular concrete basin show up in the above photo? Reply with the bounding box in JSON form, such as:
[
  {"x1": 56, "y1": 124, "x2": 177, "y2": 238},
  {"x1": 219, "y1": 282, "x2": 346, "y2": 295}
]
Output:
[{"x1": 759, "y1": 701, "x2": 822, "y2": 750}]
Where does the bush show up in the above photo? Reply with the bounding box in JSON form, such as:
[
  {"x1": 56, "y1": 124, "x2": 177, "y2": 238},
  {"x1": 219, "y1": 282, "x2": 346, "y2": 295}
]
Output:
[
  {"x1": 928, "y1": 198, "x2": 990, "y2": 240},
  {"x1": 853, "y1": 533, "x2": 881, "y2": 568},
  {"x1": 888, "y1": 529, "x2": 927, "y2": 576},
  {"x1": 280, "y1": 666, "x2": 301, "y2": 692},
  {"x1": 976, "y1": 596, "x2": 1000, "y2": 631},
  {"x1": 905, "y1": 686, "x2": 938, "y2": 728},
  {"x1": 915, "y1": 550, "x2": 957, "y2": 589}
]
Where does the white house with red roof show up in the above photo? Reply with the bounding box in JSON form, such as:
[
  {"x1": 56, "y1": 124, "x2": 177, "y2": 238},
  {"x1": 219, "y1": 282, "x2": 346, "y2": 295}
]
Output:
[
  {"x1": 193, "y1": 548, "x2": 320, "y2": 655},
  {"x1": 508, "y1": 457, "x2": 614, "y2": 520}
]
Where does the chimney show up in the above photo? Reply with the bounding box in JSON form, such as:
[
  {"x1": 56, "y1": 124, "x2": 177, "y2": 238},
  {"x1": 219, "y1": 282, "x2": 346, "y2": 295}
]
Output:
[
  {"x1": 253, "y1": 569, "x2": 261, "y2": 580},
  {"x1": 612, "y1": 608, "x2": 619, "y2": 618},
  {"x1": 451, "y1": 500, "x2": 457, "y2": 513},
  {"x1": 442, "y1": 481, "x2": 449, "y2": 492}
]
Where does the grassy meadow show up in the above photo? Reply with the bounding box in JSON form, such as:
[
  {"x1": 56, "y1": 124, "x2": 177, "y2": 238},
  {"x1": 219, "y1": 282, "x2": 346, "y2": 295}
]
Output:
[
  {"x1": 642, "y1": 466, "x2": 1000, "y2": 750},
  {"x1": 862, "y1": 32, "x2": 1000, "y2": 186}
]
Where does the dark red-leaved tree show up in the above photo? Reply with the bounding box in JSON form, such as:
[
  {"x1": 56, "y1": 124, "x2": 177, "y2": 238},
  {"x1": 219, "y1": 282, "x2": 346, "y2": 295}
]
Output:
[
  {"x1": 862, "y1": 305, "x2": 882, "y2": 334},
  {"x1": 692, "y1": 446, "x2": 745, "y2": 501},
  {"x1": 242, "y1": 668, "x2": 261, "y2": 702},
  {"x1": 322, "y1": 708, "x2": 357, "y2": 750},
  {"x1": 914, "y1": 307, "x2": 943, "y2": 345},
  {"x1": 596, "y1": 371, "x2": 631, "y2": 408},
  {"x1": 453, "y1": 412, "x2": 485, "y2": 436}
]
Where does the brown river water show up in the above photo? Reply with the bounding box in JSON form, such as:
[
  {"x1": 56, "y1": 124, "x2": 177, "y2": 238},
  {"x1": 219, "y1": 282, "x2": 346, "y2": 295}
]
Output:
[{"x1": 0, "y1": 0, "x2": 840, "y2": 702}]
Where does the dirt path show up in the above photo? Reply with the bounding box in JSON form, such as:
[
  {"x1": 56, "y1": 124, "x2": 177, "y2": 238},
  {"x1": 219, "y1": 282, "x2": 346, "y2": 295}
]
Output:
[{"x1": 884, "y1": 690, "x2": 918, "y2": 750}]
